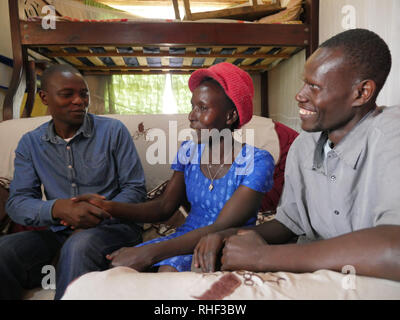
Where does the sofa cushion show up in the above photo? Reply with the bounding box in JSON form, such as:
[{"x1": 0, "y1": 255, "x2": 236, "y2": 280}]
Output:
[
  {"x1": 261, "y1": 121, "x2": 299, "y2": 212},
  {"x1": 0, "y1": 114, "x2": 280, "y2": 191}
]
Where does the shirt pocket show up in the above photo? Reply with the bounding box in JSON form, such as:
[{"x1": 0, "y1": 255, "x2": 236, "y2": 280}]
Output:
[{"x1": 78, "y1": 154, "x2": 111, "y2": 186}]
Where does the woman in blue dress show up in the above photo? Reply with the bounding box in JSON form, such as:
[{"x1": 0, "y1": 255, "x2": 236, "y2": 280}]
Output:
[{"x1": 72, "y1": 62, "x2": 275, "y2": 272}]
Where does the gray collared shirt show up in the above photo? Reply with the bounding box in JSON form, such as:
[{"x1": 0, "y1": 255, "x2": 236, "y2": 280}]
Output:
[{"x1": 276, "y1": 105, "x2": 400, "y2": 242}]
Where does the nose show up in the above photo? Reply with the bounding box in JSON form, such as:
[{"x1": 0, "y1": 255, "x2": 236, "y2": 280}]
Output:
[
  {"x1": 72, "y1": 93, "x2": 84, "y2": 105},
  {"x1": 188, "y1": 107, "x2": 197, "y2": 121},
  {"x1": 295, "y1": 84, "x2": 308, "y2": 103}
]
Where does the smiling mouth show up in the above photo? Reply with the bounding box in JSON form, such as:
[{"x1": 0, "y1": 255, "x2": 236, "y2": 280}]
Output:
[{"x1": 299, "y1": 108, "x2": 317, "y2": 116}]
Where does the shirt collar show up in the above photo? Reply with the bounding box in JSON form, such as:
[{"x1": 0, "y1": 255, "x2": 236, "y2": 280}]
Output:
[
  {"x1": 41, "y1": 113, "x2": 93, "y2": 143},
  {"x1": 313, "y1": 110, "x2": 375, "y2": 170}
]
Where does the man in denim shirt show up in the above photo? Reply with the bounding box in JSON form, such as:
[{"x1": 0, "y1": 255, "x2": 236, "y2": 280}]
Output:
[{"x1": 0, "y1": 65, "x2": 146, "y2": 299}]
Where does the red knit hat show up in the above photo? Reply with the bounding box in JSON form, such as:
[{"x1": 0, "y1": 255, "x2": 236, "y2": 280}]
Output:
[{"x1": 188, "y1": 62, "x2": 254, "y2": 128}]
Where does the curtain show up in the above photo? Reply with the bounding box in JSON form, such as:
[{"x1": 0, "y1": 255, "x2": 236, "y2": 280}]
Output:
[
  {"x1": 87, "y1": 74, "x2": 193, "y2": 115},
  {"x1": 170, "y1": 74, "x2": 192, "y2": 114},
  {"x1": 105, "y1": 74, "x2": 166, "y2": 114}
]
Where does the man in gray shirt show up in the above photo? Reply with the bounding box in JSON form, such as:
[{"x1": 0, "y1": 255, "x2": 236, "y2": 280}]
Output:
[{"x1": 193, "y1": 28, "x2": 400, "y2": 282}]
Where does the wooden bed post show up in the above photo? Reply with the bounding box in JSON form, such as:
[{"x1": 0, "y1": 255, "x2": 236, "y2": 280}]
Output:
[
  {"x1": 3, "y1": 0, "x2": 26, "y2": 120},
  {"x1": 21, "y1": 60, "x2": 37, "y2": 118},
  {"x1": 261, "y1": 71, "x2": 269, "y2": 118},
  {"x1": 305, "y1": 0, "x2": 319, "y2": 58}
]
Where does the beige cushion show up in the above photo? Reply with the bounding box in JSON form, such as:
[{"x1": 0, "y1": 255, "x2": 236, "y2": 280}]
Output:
[
  {"x1": 0, "y1": 114, "x2": 279, "y2": 191},
  {"x1": 62, "y1": 266, "x2": 400, "y2": 300}
]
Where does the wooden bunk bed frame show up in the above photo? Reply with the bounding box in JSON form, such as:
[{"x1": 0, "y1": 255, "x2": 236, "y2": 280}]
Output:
[{"x1": 3, "y1": 0, "x2": 319, "y2": 121}]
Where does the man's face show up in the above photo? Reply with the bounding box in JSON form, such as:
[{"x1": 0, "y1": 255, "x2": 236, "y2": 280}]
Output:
[
  {"x1": 296, "y1": 47, "x2": 358, "y2": 133},
  {"x1": 40, "y1": 71, "x2": 89, "y2": 127}
]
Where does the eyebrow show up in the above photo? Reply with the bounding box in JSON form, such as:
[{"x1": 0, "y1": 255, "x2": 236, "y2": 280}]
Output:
[{"x1": 57, "y1": 88, "x2": 88, "y2": 92}]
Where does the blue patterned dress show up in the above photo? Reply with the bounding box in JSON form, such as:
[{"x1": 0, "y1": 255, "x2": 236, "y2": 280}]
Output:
[{"x1": 136, "y1": 140, "x2": 275, "y2": 271}]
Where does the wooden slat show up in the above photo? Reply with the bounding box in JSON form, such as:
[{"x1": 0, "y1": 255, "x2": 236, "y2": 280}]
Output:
[
  {"x1": 261, "y1": 46, "x2": 298, "y2": 69},
  {"x1": 47, "y1": 47, "x2": 84, "y2": 66},
  {"x1": 160, "y1": 46, "x2": 169, "y2": 67},
  {"x1": 77, "y1": 65, "x2": 269, "y2": 71},
  {"x1": 45, "y1": 50, "x2": 290, "y2": 59},
  {"x1": 104, "y1": 46, "x2": 126, "y2": 66},
  {"x1": 183, "y1": 47, "x2": 196, "y2": 67},
  {"x1": 131, "y1": 47, "x2": 147, "y2": 66},
  {"x1": 225, "y1": 46, "x2": 248, "y2": 64},
  {"x1": 76, "y1": 46, "x2": 104, "y2": 66},
  {"x1": 240, "y1": 46, "x2": 273, "y2": 66},
  {"x1": 204, "y1": 47, "x2": 222, "y2": 67}
]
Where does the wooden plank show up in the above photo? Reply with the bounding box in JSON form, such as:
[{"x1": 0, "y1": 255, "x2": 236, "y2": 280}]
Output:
[
  {"x1": 183, "y1": 3, "x2": 283, "y2": 21},
  {"x1": 77, "y1": 65, "x2": 269, "y2": 71},
  {"x1": 305, "y1": 0, "x2": 319, "y2": 58},
  {"x1": 261, "y1": 70, "x2": 268, "y2": 117},
  {"x1": 3, "y1": 0, "x2": 24, "y2": 120},
  {"x1": 183, "y1": 0, "x2": 193, "y2": 20},
  {"x1": 21, "y1": 21, "x2": 309, "y2": 48},
  {"x1": 172, "y1": 0, "x2": 181, "y2": 20},
  {"x1": 45, "y1": 50, "x2": 290, "y2": 59},
  {"x1": 84, "y1": 70, "x2": 193, "y2": 75}
]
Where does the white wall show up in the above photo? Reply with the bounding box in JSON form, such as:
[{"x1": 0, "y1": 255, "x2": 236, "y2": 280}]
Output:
[
  {"x1": 268, "y1": 0, "x2": 400, "y2": 131},
  {"x1": 268, "y1": 50, "x2": 305, "y2": 132},
  {"x1": 320, "y1": 0, "x2": 400, "y2": 107}
]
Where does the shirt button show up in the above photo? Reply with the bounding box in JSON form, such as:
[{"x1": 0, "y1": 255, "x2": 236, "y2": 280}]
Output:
[
  {"x1": 330, "y1": 175, "x2": 336, "y2": 181},
  {"x1": 334, "y1": 210, "x2": 340, "y2": 215},
  {"x1": 66, "y1": 146, "x2": 71, "y2": 150},
  {"x1": 71, "y1": 183, "x2": 77, "y2": 188},
  {"x1": 68, "y1": 165, "x2": 73, "y2": 169}
]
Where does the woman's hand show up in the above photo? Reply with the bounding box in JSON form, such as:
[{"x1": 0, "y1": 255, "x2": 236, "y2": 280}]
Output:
[
  {"x1": 106, "y1": 245, "x2": 156, "y2": 272},
  {"x1": 193, "y1": 231, "x2": 227, "y2": 273}
]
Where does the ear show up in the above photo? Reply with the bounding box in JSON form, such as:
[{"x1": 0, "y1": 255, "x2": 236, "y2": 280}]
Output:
[
  {"x1": 352, "y1": 80, "x2": 376, "y2": 107},
  {"x1": 38, "y1": 90, "x2": 49, "y2": 106},
  {"x1": 226, "y1": 108, "x2": 239, "y2": 126}
]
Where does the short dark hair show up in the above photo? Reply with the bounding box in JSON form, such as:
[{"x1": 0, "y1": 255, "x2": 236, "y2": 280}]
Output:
[
  {"x1": 320, "y1": 28, "x2": 391, "y2": 93},
  {"x1": 40, "y1": 64, "x2": 83, "y2": 91}
]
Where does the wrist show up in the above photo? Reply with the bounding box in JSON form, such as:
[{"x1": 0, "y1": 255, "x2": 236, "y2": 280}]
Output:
[
  {"x1": 51, "y1": 199, "x2": 63, "y2": 220},
  {"x1": 103, "y1": 200, "x2": 113, "y2": 214}
]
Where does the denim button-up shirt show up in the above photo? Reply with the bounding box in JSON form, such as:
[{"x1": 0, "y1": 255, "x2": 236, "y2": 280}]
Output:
[{"x1": 6, "y1": 113, "x2": 146, "y2": 231}]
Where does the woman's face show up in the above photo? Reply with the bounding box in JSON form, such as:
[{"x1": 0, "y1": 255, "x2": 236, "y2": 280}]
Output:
[{"x1": 188, "y1": 80, "x2": 235, "y2": 143}]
